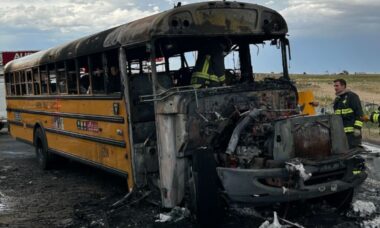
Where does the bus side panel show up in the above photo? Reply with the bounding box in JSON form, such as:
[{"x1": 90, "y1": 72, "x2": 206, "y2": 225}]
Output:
[
  {"x1": 46, "y1": 133, "x2": 128, "y2": 173},
  {"x1": 6, "y1": 98, "x2": 134, "y2": 188},
  {"x1": 8, "y1": 124, "x2": 34, "y2": 143}
]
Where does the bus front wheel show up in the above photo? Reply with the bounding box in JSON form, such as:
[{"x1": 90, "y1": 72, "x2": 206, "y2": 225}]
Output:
[
  {"x1": 34, "y1": 128, "x2": 52, "y2": 170},
  {"x1": 189, "y1": 149, "x2": 222, "y2": 227}
]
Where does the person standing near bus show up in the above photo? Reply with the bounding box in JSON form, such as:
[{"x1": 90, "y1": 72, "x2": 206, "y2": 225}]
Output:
[
  {"x1": 108, "y1": 66, "x2": 121, "y2": 93},
  {"x1": 333, "y1": 78, "x2": 364, "y2": 148},
  {"x1": 191, "y1": 40, "x2": 227, "y2": 88},
  {"x1": 368, "y1": 108, "x2": 380, "y2": 124}
]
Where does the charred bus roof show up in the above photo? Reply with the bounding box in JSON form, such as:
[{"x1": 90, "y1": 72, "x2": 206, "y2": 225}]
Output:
[{"x1": 5, "y1": 1, "x2": 287, "y2": 72}]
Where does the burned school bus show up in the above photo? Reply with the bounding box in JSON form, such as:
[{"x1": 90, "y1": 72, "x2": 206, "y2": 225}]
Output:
[{"x1": 4, "y1": 1, "x2": 366, "y2": 225}]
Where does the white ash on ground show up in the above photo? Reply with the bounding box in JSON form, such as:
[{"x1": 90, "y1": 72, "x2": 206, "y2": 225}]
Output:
[
  {"x1": 352, "y1": 200, "x2": 376, "y2": 217},
  {"x1": 362, "y1": 216, "x2": 380, "y2": 228}
]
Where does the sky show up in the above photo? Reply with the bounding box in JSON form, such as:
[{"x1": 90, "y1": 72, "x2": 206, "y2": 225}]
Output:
[{"x1": 0, "y1": 0, "x2": 379, "y2": 74}]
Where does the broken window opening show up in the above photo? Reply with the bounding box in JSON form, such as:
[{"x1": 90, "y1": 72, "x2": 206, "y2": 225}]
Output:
[
  {"x1": 66, "y1": 59, "x2": 79, "y2": 94},
  {"x1": 78, "y1": 57, "x2": 90, "y2": 94},
  {"x1": 26, "y1": 70, "x2": 33, "y2": 95},
  {"x1": 56, "y1": 62, "x2": 68, "y2": 94},
  {"x1": 19, "y1": 71, "x2": 27, "y2": 95},
  {"x1": 5, "y1": 72, "x2": 14, "y2": 95},
  {"x1": 48, "y1": 64, "x2": 57, "y2": 94},
  {"x1": 105, "y1": 49, "x2": 121, "y2": 94},
  {"x1": 33, "y1": 68, "x2": 41, "y2": 95},
  {"x1": 167, "y1": 52, "x2": 196, "y2": 87},
  {"x1": 249, "y1": 40, "x2": 285, "y2": 81},
  {"x1": 89, "y1": 53, "x2": 105, "y2": 94},
  {"x1": 14, "y1": 72, "x2": 21, "y2": 95},
  {"x1": 40, "y1": 66, "x2": 49, "y2": 95}
]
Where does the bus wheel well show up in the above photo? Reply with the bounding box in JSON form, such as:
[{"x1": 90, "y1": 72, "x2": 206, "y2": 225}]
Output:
[
  {"x1": 34, "y1": 126, "x2": 53, "y2": 170},
  {"x1": 33, "y1": 123, "x2": 43, "y2": 145}
]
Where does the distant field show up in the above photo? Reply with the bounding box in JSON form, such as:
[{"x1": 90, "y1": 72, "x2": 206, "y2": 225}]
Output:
[
  {"x1": 256, "y1": 73, "x2": 380, "y2": 142},
  {"x1": 291, "y1": 74, "x2": 380, "y2": 143},
  {"x1": 292, "y1": 74, "x2": 380, "y2": 106}
]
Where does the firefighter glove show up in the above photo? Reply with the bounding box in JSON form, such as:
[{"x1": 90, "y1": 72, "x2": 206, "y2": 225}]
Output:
[{"x1": 354, "y1": 128, "x2": 361, "y2": 137}]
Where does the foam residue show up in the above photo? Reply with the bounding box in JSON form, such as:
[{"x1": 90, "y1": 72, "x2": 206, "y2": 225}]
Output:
[
  {"x1": 259, "y1": 211, "x2": 282, "y2": 228},
  {"x1": 285, "y1": 162, "x2": 312, "y2": 181},
  {"x1": 362, "y1": 216, "x2": 380, "y2": 228},
  {"x1": 352, "y1": 200, "x2": 376, "y2": 217}
]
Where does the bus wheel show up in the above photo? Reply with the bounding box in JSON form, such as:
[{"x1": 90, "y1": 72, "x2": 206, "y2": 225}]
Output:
[
  {"x1": 34, "y1": 128, "x2": 52, "y2": 170},
  {"x1": 189, "y1": 149, "x2": 222, "y2": 227}
]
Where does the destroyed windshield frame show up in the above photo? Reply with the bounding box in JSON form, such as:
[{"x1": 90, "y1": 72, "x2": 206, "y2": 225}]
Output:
[{"x1": 144, "y1": 35, "x2": 291, "y2": 91}]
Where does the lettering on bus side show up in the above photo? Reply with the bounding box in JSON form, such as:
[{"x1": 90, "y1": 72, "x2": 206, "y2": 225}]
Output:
[
  {"x1": 76, "y1": 120, "x2": 100, "y2": 132},
  {"x1": 14, "y1": 112, "x2": 22, "y2": 121},
  {"x1": 53, "y1": 117, "x2": 64, "y2": 130},
  {"x1": 38, "y1": 101, "x2": 61, "y2": 110}
]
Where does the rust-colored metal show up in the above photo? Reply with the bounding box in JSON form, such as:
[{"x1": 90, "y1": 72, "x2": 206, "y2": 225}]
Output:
[{"x1": 293, "y1": 121, "x2": 331, "y2": 160}]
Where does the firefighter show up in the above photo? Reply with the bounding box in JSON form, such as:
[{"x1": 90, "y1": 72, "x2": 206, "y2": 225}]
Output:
[
  {"x1": 333, "y1": 79, "x2": 364, "y2": 149},
  {"x1": 369, "y1": 109, "x2": 380, "y2": 124},
  {"x1": 191, "y1": 40, "x2": 228, "y2": 88}
]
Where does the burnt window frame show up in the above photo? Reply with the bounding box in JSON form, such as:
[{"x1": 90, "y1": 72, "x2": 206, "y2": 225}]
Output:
[
  {"x1": 6, "y1": 47, "x2": 123, "y2": 97},
  {"x1": 104, "y1": 49, "x2": 121, "y2": 94},
  {"x1": 48, "y1": 63, "x2": 57, "y2": 95},
  {"x1": 88, "y1": 53, "x2": 106, "y2": 94},
  {"x1": 32, "y1": 67, "x2": 41, "y2": 95},
  {"x1": 56, "y1": 61, "x2": 68, "y2": 94},
  {"x1": 25, "y1": 69, "x2": 34, "y2": 95},
  {"x1": 14, "y1": 72, "x2": 20, "y2": 95},
  {"x1": 66, "y1": 59, "x2": 80, "y2": 95},
  {"x1": 4, "y1": 72, "x2": 14, "y2": 95},
  {"x1": 20, "y1": 71, "x2": 27, "y2": 95},
  {"x1": 78, "y1": 56, "x2": 91, "y2": 95},
  {"x1": 40, "y1": 65, "x2": 49, "y2": 95}
]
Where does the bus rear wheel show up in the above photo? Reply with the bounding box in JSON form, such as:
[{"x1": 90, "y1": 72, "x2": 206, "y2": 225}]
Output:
[
  {"x1": 34, "y1": 128, "x2": 52, "y2": 170},
  {"x1": 189, "y1": 149, "x2": 222, "y2": 227}
]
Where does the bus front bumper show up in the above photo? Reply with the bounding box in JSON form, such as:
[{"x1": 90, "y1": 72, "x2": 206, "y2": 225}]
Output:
[{"x1": 216, "y1": 156, "x2": 367, "y2": 206}]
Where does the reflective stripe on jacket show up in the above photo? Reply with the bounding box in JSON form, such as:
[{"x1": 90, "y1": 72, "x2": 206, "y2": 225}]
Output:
[
  {"x1": 333, "y1": 91, "x2": 364, "y2": 133},
  {"x1": 191, "y1": 55, "x2": 225, "y2": 88},
  {"x1": 370, "y1": 111, "x2": 380, "y2": 123}
]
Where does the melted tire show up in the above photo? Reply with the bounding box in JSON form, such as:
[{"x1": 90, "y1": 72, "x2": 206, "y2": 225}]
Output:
[
  {"x1": 191, "y1": 149, "x2": 222, "y2": 227},
  {"x1": 34, "y1": 128, "x2": 53, "y2": 170}
]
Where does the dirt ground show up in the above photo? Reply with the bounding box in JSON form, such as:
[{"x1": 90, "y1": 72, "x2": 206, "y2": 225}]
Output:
[
  {"x1": 1, "y1": 128, "x2": 380, "y2": 228},
  {"x1": 0, "y1": 130, "x2": 264, "y2": 228}
]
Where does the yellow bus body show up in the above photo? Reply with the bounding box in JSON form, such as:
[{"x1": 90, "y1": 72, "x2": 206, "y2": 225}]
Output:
[{"x1": 7, "y1": 97, "x2": 134, "y2": 189}]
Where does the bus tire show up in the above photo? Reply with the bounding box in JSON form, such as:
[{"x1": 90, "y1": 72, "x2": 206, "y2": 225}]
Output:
[
  {"x1": 34, "y1": 128, "x2": 52, "y2": 170},
  {"x1": 189, "y1": 149, "x2": 222, "y2": 227}
]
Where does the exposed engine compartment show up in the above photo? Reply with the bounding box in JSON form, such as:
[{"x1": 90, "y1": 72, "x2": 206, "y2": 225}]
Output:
[
  {"x1": 184, "y1": 80, "x2": 298, "y2": 167},
  {"x1": 182, "y1": 79, "x2": 350, "y2": 170},
  {"x1": 143, "y1": 79, "x2": 365, "y2": 208}
]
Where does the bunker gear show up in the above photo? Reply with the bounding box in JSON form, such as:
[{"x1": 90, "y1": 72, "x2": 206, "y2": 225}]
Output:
[
  {"x1": 333, "y1": 91, "x2": 364, "y2": 148},
  {"x1": 191, "y1": 42, "x2": 226, "y2": 88}
]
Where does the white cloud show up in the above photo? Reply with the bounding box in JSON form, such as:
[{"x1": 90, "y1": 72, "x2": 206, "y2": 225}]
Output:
[
  {"x1": 0, "y1": 0, "x2": 159, "y2": 35},
  {"x1": 281, "y1": 0, "x2": 380, "y2": 37},
  {"x1": 1, "y1": 0, "x2": 380, "y2": 49}
]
